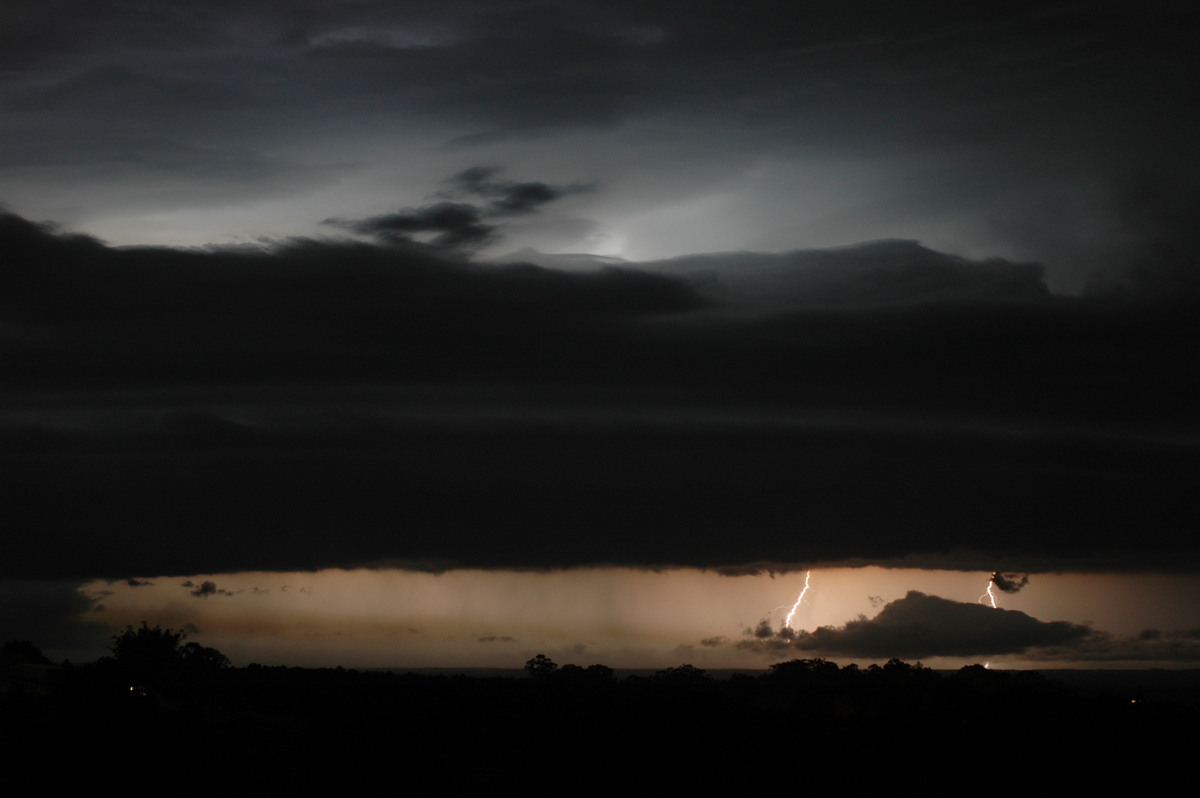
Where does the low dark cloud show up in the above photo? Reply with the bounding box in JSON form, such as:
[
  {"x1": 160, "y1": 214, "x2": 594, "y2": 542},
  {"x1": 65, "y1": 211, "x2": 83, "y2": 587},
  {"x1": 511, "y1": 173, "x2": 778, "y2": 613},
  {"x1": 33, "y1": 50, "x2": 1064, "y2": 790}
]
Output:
[
  {"x1": 738, "y1": 591, "x2": 1092, "y2": 659},
  {"x1": 638, "y1": 240, "x2": 1049, "y2": 306},
  {"x1": 331, "y1": 201, "x2": 495, "y2": 249},
  {"x1": 184, "y1": 580, "x2": 235, "y2": 598},
  {"x1": 751, "y1": 621, "x2": 775, "y2": 639},
  {"x1": 331, "y1": 168, "x2": 589, "y2": 250},
  {"x1": 445, "y1": 166, "x2": 591, "y2": 215},
  {"x1": 1, "y1": 210, "x2": 1197, "y2": 580},
  {"x1": 991, "y1": 572, "x2": 1029, "y2": 594}
]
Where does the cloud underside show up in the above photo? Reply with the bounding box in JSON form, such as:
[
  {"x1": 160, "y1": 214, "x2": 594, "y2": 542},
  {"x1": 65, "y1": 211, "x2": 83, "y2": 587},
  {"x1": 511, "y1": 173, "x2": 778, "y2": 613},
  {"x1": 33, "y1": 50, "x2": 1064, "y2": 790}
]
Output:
[
  {"x1": 740, "y1": 591, "x2": 1091, "y2": 659},
  {"x1": 1, "y1": 211, "x2": 1197, "y2": 579},
  {"x1": 326, "y1": 167, "x2": 588, "y2": 249},
  {"x1": 2, "y1": 2, "x2": 1197, "y2": 294}
]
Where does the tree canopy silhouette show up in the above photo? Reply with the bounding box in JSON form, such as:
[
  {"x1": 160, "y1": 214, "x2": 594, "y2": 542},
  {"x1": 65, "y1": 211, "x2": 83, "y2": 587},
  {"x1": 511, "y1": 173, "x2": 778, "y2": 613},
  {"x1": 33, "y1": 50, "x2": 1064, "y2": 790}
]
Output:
[
  {"x1": 110, "y1": 622, "x2": 228, "y2": 683},
  {"x1": 524, "y1": 653, "x2": 558, "y2": 678},
  {"x1": 0, "y1": 640, "x2": 51, "y2": 667}
]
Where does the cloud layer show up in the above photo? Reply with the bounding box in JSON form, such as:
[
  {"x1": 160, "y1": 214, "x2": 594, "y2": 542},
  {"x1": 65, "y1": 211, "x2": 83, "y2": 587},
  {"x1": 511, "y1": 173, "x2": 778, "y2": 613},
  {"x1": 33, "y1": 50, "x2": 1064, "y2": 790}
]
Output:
[
  {"x1": 3, "y1": 2, "x2": 1197, "y2": 290},
  {"x1": 2, "y1": 210, "x2": 1197, "y2": 579}
]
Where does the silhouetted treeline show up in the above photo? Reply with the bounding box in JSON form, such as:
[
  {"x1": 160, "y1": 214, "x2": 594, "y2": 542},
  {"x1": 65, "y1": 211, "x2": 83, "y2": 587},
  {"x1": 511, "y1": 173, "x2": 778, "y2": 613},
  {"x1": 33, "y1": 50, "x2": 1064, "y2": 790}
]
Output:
[{"x1": 2, "y1": 644, "x2": 1194, "y2": 789}]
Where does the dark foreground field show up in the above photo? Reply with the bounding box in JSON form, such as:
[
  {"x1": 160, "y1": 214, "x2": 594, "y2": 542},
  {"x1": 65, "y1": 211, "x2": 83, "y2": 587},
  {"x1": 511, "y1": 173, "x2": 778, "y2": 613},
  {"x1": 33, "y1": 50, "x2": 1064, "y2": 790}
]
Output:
[{"x1": 4, "y1": 651, "x2": 1195, "y2": 789}]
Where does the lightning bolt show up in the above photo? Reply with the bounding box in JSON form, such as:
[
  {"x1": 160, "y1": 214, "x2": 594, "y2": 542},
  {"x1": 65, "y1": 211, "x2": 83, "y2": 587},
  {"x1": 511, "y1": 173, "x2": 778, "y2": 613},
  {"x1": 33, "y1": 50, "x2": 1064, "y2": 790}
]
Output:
[
  {"x1": 784, "y1": 570, "x2": 813, "y2": 629},
  {"x1": 978, "y1": 572, "x2": 998, "y2": 608}
]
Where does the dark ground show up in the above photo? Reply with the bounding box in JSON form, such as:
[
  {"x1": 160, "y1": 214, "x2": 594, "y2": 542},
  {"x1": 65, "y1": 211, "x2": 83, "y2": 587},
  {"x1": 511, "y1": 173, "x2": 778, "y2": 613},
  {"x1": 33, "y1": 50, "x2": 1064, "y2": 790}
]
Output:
[{"x1": 3, "y1": 654, "x2": 1195, "y2": 789}]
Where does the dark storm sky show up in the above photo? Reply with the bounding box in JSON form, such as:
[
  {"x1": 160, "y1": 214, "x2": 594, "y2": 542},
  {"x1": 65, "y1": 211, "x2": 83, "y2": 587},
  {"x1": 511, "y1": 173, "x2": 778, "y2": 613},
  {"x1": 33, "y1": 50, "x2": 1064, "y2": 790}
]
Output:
[
  {"x1": 4, "y1": 1, "x2": 1197, "y2": 288},
  {"x1": 2, "y1": 1, "x2": 1198, "y2": 581},
  {"x1": 3, "y1": 209, "x2": 1196, "y2": 580}
]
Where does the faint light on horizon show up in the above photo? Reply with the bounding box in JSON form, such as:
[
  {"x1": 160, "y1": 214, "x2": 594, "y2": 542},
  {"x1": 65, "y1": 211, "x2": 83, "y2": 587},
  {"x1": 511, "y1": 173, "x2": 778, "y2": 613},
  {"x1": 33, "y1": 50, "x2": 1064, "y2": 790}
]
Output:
[{"x1": 73, "y1": 566, "x2": 1200, "y2": 670}]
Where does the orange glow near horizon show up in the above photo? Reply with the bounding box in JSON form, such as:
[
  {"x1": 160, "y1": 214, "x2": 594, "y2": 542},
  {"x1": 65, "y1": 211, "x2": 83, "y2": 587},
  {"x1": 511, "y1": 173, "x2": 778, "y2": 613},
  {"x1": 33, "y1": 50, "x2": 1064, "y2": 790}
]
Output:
[{"x1": 79, "y1": 566, "x2": 1200, "y2": 670}]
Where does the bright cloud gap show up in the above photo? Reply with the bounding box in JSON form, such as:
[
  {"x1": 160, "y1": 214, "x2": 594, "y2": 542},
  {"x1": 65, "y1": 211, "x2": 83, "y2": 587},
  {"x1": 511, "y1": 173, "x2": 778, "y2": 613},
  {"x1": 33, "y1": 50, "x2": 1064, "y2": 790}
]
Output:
[{"x1": 75, "y1": 566, "x2": 1200, "y2": 671}]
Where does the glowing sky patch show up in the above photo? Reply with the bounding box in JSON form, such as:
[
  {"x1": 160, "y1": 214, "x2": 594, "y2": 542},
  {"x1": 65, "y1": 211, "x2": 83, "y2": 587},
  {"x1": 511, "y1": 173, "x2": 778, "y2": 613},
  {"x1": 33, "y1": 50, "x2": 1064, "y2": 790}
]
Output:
[
  {"x1": 5, "y1": 3, "x2": 1193, "y2": 292},
  {"x1": 79, "y1": 567, "x2": 1200, "y2": 670}
]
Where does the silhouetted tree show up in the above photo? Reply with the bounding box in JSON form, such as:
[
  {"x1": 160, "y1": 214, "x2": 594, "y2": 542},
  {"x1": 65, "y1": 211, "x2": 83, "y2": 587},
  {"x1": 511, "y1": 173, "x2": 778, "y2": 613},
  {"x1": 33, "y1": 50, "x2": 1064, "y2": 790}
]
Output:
[
  {"x1": 109, "y1": 622, "x2": 228, "y2": 685},
  {"x1": 652, "y1": 664, "x2": 711, "y2": 688},
  {"x1": 552, "y1": 662, "x2": 616, "y2": 685},
  {"x1": 180, "y1": 641, "x2": 231, "y2": 672},
  {"x1": 768, "y1": 658, "x2": 840, "y2": 680},
  {"x1": 112, "y1": 622, "x2": 185, "y2": 676},
  {"x1": 1, "y1": 640, "x2": 50, "y2": 667},
  {"x1": 524, "y1": 653, "x2": 558, "y2": 678},
  {"x1": 585, "y1": 663, "x2": 614, "y2": 681}
]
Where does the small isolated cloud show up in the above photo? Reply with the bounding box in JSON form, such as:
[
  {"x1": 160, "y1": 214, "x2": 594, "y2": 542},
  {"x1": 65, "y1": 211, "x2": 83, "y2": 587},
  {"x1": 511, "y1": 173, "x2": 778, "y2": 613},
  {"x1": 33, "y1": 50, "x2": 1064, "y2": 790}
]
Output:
[
  {"x1": 736, "y1": 591, "x2": 1091, "y2": 659},
  {"x1": 991, "y1": 572, "x2": 1030, "y2": 594},
  {"x1": 329, "y1": 201, "x2": 494, "y2": 249},
  {"x1": 186, "y1": 580, "x2": 236, "y2": 598},
  {"x1": 477, "y1": 635, "x2": 516, "y2": 644},
  {"x1": 750, "y1": 620, "x2": 774, "y2": 639},
  {"x1": 328, "y1": 167, "x2": 589, "y2": 250},
  {"x1": 445, "y1": 166, "x2": 591, "y2": 215}
]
